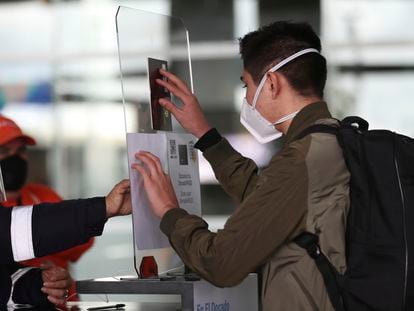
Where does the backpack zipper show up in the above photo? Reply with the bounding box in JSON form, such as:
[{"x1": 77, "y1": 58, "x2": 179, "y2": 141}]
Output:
[{"x1": 394, "y1": 141, "x2": 408, "y2": 311}]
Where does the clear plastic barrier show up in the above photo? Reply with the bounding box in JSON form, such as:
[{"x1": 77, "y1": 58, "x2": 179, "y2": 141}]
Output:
[
  {"x1": 116, "y1": 6, "x2": 197, "y2": 275},
  {"x1": 116, "y1": 5, "x2": 193, "y2": 134}
]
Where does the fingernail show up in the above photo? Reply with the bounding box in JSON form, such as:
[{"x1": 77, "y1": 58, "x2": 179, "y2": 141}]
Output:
[{"x1": 41, "y1": 287, "x2": 46, "y2": 292}]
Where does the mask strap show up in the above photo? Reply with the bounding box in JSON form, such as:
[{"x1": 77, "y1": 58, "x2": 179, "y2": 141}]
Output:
[
  {"x1": 251, "y1": 48, "x2": 320, "y2": 108},
  {"x1": 274, "y1": 110, "x2": 299, "y2": 125}
]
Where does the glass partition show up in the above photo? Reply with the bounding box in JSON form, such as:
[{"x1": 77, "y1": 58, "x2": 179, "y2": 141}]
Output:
[
  {"x1": 116, "y1": 6, "x2": 195, "y2": 276},
  {"x1": 116, "y1": 5, "x2": 193, "y2": 134}
]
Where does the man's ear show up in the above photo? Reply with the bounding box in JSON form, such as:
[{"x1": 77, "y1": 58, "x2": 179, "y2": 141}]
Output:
[{"x1": 267, "y1": 72, "x2": 283, "y2": 99}]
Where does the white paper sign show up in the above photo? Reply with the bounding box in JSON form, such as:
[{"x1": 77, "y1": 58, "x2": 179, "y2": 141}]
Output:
[{"x1": 127, "y1": 132, "x2": 201, "y2": 250}]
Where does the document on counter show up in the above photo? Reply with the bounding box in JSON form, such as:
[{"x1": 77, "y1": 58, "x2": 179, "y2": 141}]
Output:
[{"x1": 127, "y1": 132, "x2": 201, "y2": 250}]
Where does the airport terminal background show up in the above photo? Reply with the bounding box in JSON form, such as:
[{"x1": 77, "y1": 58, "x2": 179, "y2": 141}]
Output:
[{"x1": 1, "y1": 0, "x2": 414, "y2": 303}]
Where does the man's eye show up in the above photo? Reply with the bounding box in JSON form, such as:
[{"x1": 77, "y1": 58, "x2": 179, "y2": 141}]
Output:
[{"x1": 242, "y1": 84, "x2": 247, "y2": 89}]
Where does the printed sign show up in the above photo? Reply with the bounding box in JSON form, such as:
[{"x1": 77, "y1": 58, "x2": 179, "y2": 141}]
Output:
[
  {"x1": 193, "y1": 274, "x2": 259, "y2": 311},
  {"x1": 127, "y1": 132, "x2": 201, "y2": 250}
]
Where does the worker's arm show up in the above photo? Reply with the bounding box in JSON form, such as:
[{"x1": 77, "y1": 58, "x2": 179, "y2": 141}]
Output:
[
  {"x1": 195, "y1": 128, "x2": 261, "y2": 204},
  {"x1": 1, "y1": 261, "x2": 72, "y2": 307},
  {"x1": 0, "y1": 197, "x2": 105, "y2": 265},
  {"x1": 0, "y1": 179, "x2": 130, "y2": 264}
]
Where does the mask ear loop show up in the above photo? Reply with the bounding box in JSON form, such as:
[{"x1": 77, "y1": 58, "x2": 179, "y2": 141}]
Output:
[
  {"x1": 273, "y1": 110, "x2": 299, "y2": 126},
  {"x1": 250, "y1": 48, "x2": 321, "y2": 109}
]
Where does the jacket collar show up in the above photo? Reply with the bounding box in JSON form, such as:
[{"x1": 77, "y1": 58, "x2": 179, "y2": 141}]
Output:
[{"x1": 284, "y1": 101, "x2": 332, "y2": 145}]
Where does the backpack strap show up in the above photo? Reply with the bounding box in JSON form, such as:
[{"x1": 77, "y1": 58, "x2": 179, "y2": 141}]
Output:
[
  {"x1": 294, "y1": 124, "x2": 339, "y2": 142},
  {"x1": 294, "y1": 116, "x2": 370, "y2": 142},
  {"x1": 294, "y1": 232, "x2": 345, "y2": 311}
]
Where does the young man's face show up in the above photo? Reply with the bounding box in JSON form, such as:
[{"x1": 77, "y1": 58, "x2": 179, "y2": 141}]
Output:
[
  {"x1": 0, "y1": 138, "x2": 28, "y2": 161},
  {"x1": 240, "y1": 69, "x2": 257, "y2": 107},
  {"x1": 241, "y1": 69, "x2": 278, "y2": 123}
]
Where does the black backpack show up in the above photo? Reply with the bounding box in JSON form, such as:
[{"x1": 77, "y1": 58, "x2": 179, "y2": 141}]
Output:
[{"x1": 294, "y1": 116, "x2": 414, "y2": 311}]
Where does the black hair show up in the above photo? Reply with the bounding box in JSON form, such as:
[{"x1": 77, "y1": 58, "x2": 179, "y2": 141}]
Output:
[{"x1": 239, "y1": 21, "x2": 327, "y2": 98}]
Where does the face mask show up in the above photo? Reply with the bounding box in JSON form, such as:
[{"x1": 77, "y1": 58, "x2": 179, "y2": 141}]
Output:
[
  {"x1": 0, "y1": 155, "x2": 28, "y2": 191},
  {"x1": 240, "y1": 48, "x2": 320, "y2": 144}
]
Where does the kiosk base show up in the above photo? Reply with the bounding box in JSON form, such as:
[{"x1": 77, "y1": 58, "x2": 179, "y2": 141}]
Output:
[{"x1": 77, "y1": 273, "x2": 259, "y2": 311}]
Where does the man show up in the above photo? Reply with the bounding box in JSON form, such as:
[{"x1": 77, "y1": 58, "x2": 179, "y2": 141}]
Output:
[
  {"x1": 1, "y1": 179, "x2": 131, "y2": 308},
  {"x1": 0, "y1": 114, "x2": 94, "y2": 301},
  {"x1": 132, "y1": 21, "x2": 350, "y2": 310}
]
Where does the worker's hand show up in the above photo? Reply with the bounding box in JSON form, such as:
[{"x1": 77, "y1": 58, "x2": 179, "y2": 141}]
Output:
[
  {"x1": 41, "y1": 261, "x2": 73, "y2": 306},
  {"x1": 105, "y1": 179, "x2": 131, "y2": 218},
  {"x1": 132, "y1": 151, "x2": 179, "y2": 218},
  {"x1": 157, "y1": 69, "x2": 212, "y2": 138}
]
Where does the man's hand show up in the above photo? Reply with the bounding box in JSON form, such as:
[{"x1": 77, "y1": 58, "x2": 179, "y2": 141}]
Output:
[
  {"x1": 40, "y1": 261, "x2": 73, "y2": 305},
  {"x1": 157, "y1": 69, "x2": 212, "y2": 138},
  {"x1": 132, "y1": 151, "x2": 179, "y2": 218},
  {"x1": 105, "y1": 179, "x2": 131, "y2": 218}
]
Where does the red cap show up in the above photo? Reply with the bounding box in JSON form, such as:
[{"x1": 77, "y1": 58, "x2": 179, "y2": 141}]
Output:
[{"x1": 0, "y1": 115, "x2": 36, "y2": 146}]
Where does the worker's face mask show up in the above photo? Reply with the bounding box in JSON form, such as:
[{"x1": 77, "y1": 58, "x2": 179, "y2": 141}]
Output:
[
  {"x1": 240, "y1": 48, "x2": 320, "y2": 144},
  {"x1": 0, "y1": 155, "x2": 28, "y2": 191}
]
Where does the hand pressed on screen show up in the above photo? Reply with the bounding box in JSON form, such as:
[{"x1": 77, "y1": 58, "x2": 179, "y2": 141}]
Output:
[{"x1": 132, "y1": 151, "x2": 179, "y2": 218}]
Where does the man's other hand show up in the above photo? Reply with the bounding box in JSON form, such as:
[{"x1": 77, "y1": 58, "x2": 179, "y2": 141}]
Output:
[
  {"x1": 105, "y1": 179, "x2": 131, "y2": 218},
  {"x1": 156, "y1": 69, "x2": 212, "y2": 138},
  {"x1": 132, "y1": 151, "x2": 179, "y2": 218},
  {"x1": 41, "y1": 261, "x2": 73, "y2": 305}
]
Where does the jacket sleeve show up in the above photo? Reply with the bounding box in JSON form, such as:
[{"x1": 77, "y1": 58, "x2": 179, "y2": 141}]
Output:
[
  {"x1": 9, "y1": 264, "x2": 52, "y2": 307},
  {"x1": 0, "y1": 265, "x2": 12, "y2": 305},
  {"x1": 23, "y1": 184, "x2": 95, "y2": 265},
  {"x1": 160, "y1": 142, "x2": 309, "y2": 287},
  {"x1": 201, "y1": 138, "x2": 261, "y2": 204},
  {"x1": 0, "y1": 263, "x2": 52, "y2": 307},
  {"x1": 1, "y1": 197, "x2": 107, "y2": 264},
  {"x1": 0, "y1": 205, "x2": 14, "y2": 264}
]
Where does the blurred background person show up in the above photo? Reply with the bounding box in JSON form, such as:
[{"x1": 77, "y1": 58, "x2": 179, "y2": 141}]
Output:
[{"x1": 0, "y1": 114, "x2": 93, "y2": 301}]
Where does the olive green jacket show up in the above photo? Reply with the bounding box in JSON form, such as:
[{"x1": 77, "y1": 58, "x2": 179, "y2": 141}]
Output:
[{"x1": 161, "y1": 102, "x2": 350, "y2": 311}]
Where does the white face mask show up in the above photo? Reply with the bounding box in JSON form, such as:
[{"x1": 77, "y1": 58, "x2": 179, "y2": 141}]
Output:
[{"x1": 240, "y1": 48, "x2": 320, "y2": 144}]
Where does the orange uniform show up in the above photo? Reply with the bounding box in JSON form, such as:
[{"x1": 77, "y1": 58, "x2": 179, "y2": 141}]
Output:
[{"x1": 2, "y1": 183, "x2": 94, "y2": 301}]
